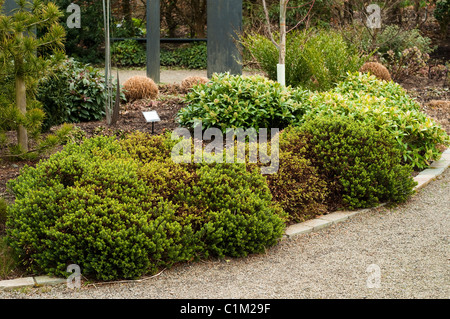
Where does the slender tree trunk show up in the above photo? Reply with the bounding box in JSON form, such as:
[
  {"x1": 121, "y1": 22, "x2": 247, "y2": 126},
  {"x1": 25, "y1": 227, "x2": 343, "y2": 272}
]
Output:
[
  {"x1": 279, "y1": 0, "x2": 286, "y2": 65},
  {"x1": 15, "y1": 74, "x2": 28, "y2": 152}
]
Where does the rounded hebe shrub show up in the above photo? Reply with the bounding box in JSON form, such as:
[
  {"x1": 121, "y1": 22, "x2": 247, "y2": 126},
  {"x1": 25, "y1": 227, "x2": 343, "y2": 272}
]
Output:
[
  {"x1": 177, "y1": 164, "x2": 286, "y2": 258},
  {"x1": 297, "y1": 117, "x2": 417, "y2": 209}
]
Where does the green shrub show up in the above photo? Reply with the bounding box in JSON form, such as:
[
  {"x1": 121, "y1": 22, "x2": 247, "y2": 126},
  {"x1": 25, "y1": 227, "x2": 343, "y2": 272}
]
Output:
[
  {"x1": 6, "y1": 134, "x2": 286, "y2": 280},
  {"x1": 5, "y1": 136, "x2": 197, "y2": 280},
  {"x1": 111, "y1": 40, "x2": 146, "y2": 67},
  {"x1": 37, "y1": 58, "x2": 124, "y2": 130},
  {"x1": 177, "y1": 73, "x2": 305, "y2": 132},
  {"x1": 265, "y1": 148, "x2": 328, "y2": 224},
  {"x1": 240, "y1": 29, "x2": 363, "y2": 91},
  {"x1": 301, "y1": 72, "x2": 450, "y2": 169},
  {"x1": 295, "y1": 117, "x2": 417, "y2": 209},
  {"x1": 176, "y1": 163, "x2": 286, "y2": 258},
  {"x1": 0, "y1": 198, "x2": 7, "y2": 229}
]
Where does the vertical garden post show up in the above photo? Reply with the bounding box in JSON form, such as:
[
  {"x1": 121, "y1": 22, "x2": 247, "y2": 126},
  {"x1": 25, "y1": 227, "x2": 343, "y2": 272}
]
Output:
[
  {"x1": 207, "y1": 0, "x2": 243, "y2": 78},
  {"x1": 146, "y1": 0, "x2": 160, "y2": 83}
]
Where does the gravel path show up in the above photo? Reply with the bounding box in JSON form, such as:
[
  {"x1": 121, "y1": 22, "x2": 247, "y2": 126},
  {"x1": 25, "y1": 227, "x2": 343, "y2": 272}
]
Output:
[
  {"x1": 108, "y1": 68, "x2": 264, "y2": 85},
  {"x1": 1, "y1": 168, "x2": 448, "y2": 299}
]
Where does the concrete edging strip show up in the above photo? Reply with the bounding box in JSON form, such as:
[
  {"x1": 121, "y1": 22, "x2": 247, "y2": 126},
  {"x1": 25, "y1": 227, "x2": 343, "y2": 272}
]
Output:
[{"x1": 1, "y1": 149, "x2": 449, "y2": 290}]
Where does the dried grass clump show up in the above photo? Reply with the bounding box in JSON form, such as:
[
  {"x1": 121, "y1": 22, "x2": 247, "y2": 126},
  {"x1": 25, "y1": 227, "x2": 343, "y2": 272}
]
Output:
[
  {"x1": 427, "y1": 100, "x2": 450, "y2": 109},
  {"x1": 180, "y1": 76, "x2": 209, "y2": 93},
  {"x1": 123, "y1": 76, "x2": 159, "y2": 101},
  {"x1": 359, "y1": 62, "x2": 392, "y2": 82}
]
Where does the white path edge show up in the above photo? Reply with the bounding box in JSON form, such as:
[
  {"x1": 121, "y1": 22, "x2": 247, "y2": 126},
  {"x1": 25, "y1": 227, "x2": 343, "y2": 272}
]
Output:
[{"x1": 1, "y1": 148, "x2": 449, "y2": 291}]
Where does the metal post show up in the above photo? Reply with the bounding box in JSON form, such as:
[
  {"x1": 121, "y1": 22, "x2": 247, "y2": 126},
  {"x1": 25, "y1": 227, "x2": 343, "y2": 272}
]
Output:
[
  {"x1": 207, "y1": 0, "x2": 243, "y2": 78},
  {"x1": 146, "y1": 0, "x2": 160, "y2": 83}
]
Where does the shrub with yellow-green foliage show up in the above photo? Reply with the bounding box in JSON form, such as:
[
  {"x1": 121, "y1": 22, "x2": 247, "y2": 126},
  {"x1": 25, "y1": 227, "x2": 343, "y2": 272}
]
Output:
[{"x1": 300, "y1": 72, "x2": 449, "y2": 169}]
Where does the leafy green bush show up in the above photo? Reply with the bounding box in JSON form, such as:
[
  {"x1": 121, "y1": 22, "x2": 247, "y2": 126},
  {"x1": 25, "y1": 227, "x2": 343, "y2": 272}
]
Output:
[
  {"x1": 177, "y1": 73, "x2": 305, "y2": 131},
  {"x1": 111, "y1": 40, "x2": 146, "y2": 67},
  {"x1": 5, "y1": 136, "x2": 197, "y2": 280},
  {"x1": 240, "y1": 29, "x2": 363, "y2": 91},
  {"x1": 301, "y1": 72, "x2": 449, "y2": 169},
  {"x1": 6, "y1": 134, "x2": 286, "y2": 280},
  {"x1": 37, "y1": 58, "x2": 123, "y2": 130},
  {"x1": 295, "y1": 117, "x2": 417, "y2": 209}
]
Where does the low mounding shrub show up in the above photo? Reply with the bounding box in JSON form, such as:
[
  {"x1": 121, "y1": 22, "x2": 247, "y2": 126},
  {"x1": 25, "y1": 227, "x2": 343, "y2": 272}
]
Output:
[
  {"x1": 359, "y1": 62, "x2": 392, "y2": 82},
  {"x1": 265, "y1": 149, "x2": 328, "y2": 224},
  {"x1": 301, "y1": 72, "x2": 449, "y2": 169},
  {"x1": 37, "y1": 58, "x2": 120, "y2": 130},
  {"x1": 294, "y1": 117, "x2": 417, "y2": 209},
  {"x1": 122, "y1": 76, "x2": 159, "y2": 102},
  {"x1": 6, "y1": 134, "x2": 286, "y2": 280},
  {"x1": 177, "y1": 73, "x2": 305, "y2": 132},
  {"x1": 161, "y1": 43, "x2": 208, "y2": 69},
  {"x1": 6, "y1": 137, "x2": 196, "y2": 280},
  {"x1": 240, "y1": 28, "x2": 363, "y2": 91},
  {"x1": 176, "y1": 163, "x2": 286, "y2": 258}
]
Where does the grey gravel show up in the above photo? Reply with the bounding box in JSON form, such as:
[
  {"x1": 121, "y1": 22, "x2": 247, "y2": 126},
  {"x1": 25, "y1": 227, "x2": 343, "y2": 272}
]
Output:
[{"x1": 1, "y1": 168, "x2": 448, "y2": 299}]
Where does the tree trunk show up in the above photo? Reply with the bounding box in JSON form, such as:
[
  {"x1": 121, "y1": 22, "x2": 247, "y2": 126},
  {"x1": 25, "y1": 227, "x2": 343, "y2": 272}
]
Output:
[{"x1": 15, "y1": 74, "x2": 28, "y2": 152}]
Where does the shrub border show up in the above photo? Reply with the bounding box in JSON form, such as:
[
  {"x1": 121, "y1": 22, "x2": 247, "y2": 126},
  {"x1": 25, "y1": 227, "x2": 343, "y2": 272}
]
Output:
[{"x1": 0, "y1": 148, "x2": 449, "y2": 291}]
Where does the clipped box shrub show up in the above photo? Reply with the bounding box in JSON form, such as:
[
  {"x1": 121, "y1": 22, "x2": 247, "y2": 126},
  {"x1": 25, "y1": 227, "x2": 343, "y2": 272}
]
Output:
[
  {"x1": 301, "y1": 72, "x2": 450, "y2": 169},
  {"x1": 177, "y1": 73, "x2": 305, "y2": 132},
  {"x1": 6, "y1": 134, "x2": 286, "y2": 280},
  {"x1": 294, "y1": 117, "x2": 417, "y2": 209},
  {"x1": 5, "y1": 136, "x2": 197, "y2": 280}
]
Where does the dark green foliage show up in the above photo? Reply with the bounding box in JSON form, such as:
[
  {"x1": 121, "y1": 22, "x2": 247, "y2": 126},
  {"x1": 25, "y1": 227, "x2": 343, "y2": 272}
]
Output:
[
  {"x1": 161, "y1": 43, "x2": 208, "y2": 69},
  {"x1": 177, "y1": 73, "x2": 305, "y2": 132},
  {"x1": 111, "y1": 40, "x2": 146, "y2": 67},
  {"x1": 177, "y1": 164, "x2": 286, "y2": 258},
  {"x1": 37, "y1": 58, "x2": 123, "y2": 130},
  {"x1": 0, "y1": 197, "x2": 7, "y2": 228},
  {"x1": 434, "y1": 1, "x2": 449, "y2": 37},
  {"x1": 6, "y1": 134, "x2": 286, "y2": 280},
  {"x1": 295, "y1": 117, "x2": 417, "y2": 209}
]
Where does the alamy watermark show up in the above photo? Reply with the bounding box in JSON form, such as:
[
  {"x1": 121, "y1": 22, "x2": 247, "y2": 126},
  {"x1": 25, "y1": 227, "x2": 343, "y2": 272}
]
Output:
[
  {"x1": 366, "y1": 4, "x2": 381, "y2": 29},
  {"x1": 366, "y1": 264, "x2": 381, "y2": 288},
  {"x1": 171, "y1": 121, "x2": 280, "y2": 175},
  {"x1": 66, "y1": 3, "x2": 81, "y2": 29},
  {"x1": 67, "y1": 264, "x2": 81, "y2": 289}
]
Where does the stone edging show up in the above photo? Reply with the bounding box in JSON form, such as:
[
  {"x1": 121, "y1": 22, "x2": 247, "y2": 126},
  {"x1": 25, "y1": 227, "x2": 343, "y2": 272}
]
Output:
[{"x1": 1, "y1": 148, "x2": 449, "y2": 291}]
